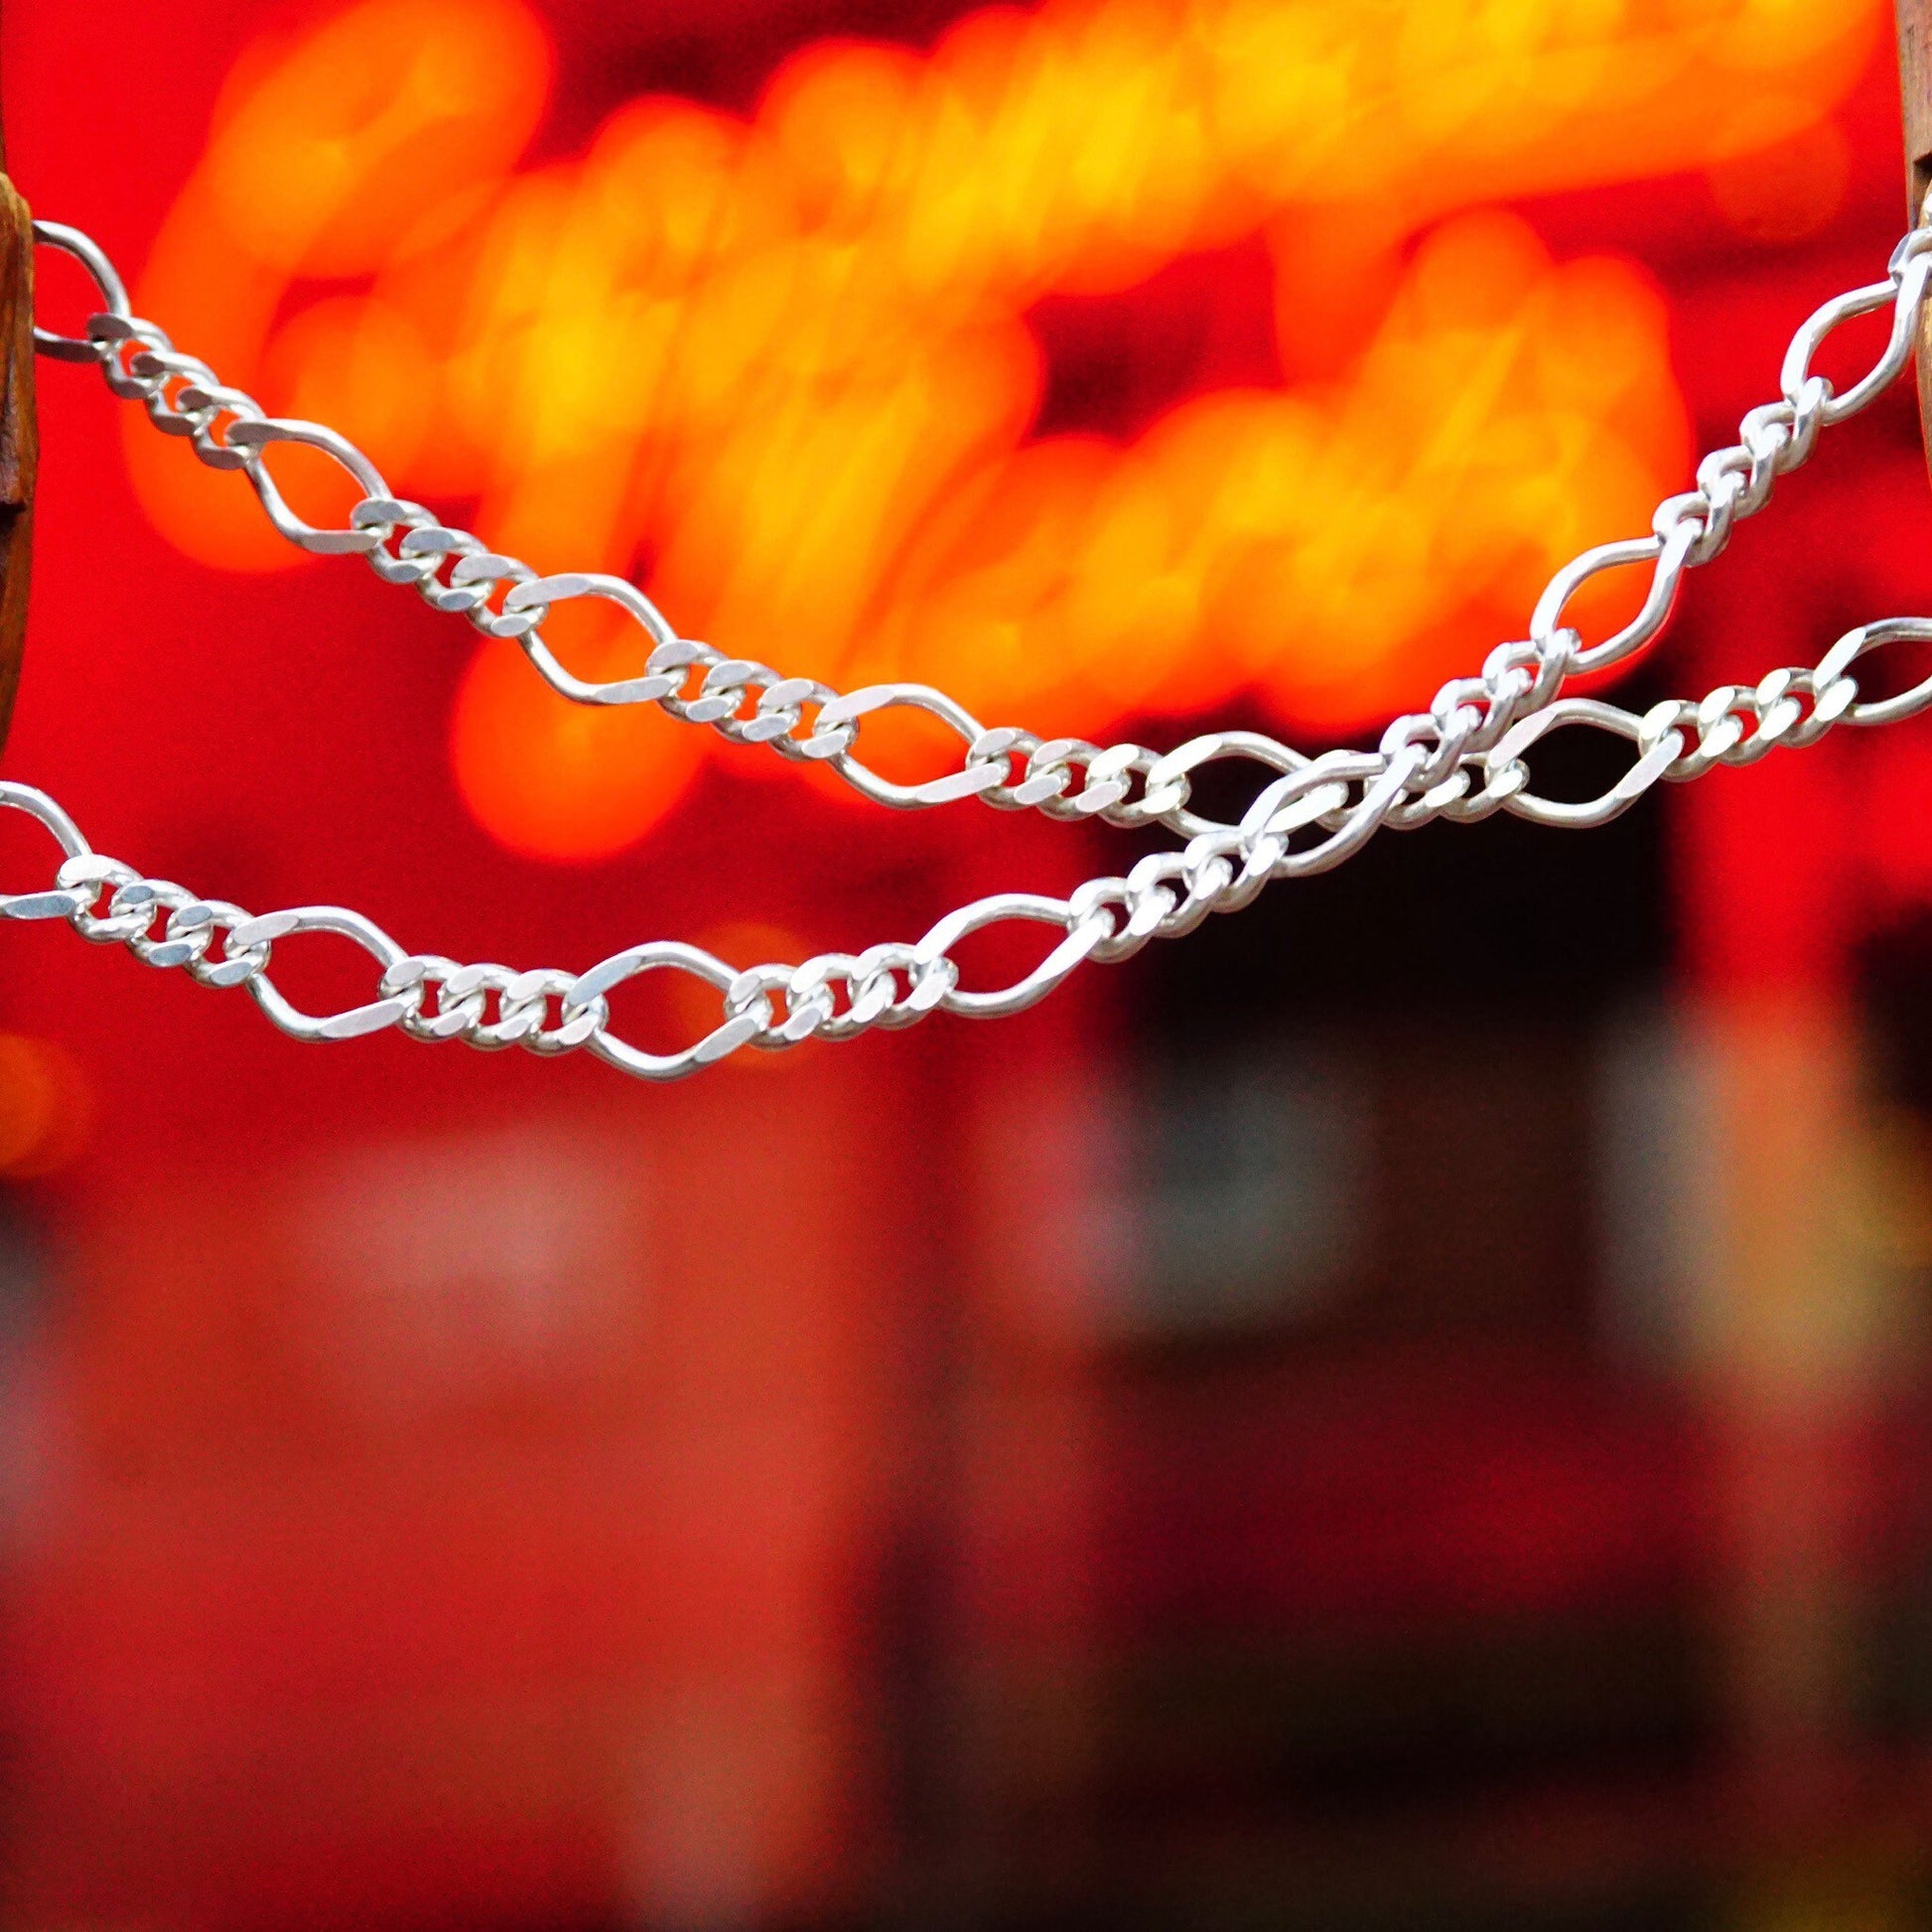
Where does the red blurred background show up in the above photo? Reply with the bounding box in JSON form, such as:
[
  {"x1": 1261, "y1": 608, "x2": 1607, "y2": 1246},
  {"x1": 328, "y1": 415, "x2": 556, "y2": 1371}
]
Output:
[{"x1": 6, "y1": 1, "x2": 1932, "y2": 1927}]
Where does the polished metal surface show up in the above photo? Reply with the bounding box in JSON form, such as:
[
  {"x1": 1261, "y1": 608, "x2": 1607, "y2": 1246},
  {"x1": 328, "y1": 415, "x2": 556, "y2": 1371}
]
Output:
[{"x1": 14, "y1": 212, "x2": 1932, "y2": 1080}]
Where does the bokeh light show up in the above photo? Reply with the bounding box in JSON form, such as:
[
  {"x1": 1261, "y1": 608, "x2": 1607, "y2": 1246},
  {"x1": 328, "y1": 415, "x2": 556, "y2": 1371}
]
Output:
[
  {"x1": 12, "y1": 2, "x2": 1932, "y2": 1926},
  {"x1": 122, "y1": 0, "x2": 1875, "y2": 857}
]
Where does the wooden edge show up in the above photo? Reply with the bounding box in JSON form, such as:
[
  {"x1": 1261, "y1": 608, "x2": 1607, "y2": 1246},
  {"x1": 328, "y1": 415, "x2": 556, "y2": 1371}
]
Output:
[
  {"x1": 0, "y1": 172, "x2": 31, "y2": 757},
  {"x1": 1901, "y1": 0, "x2": 1932, "y2": 486}
]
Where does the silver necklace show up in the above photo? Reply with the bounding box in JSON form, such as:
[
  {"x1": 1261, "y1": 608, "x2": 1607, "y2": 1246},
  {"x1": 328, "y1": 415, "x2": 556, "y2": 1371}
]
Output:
[{"x1": 13, "y1": 205, "x2": 1932, "y2": 1081}]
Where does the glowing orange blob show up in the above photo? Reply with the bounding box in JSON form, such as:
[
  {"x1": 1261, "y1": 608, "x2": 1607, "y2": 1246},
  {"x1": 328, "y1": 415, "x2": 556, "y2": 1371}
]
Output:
[
  {"x1": 128, "y1": 0, "x2": 550, "y2": 571},
  {"x1": 139, "y1": 0, "x2": 1880, "y2": 856},
  {"x1": 0, "y1": 1034, "x2": 91, "y2": 1178},
  {"x1": 453, "y1": 638, "x2": 706, "y2": 864}
]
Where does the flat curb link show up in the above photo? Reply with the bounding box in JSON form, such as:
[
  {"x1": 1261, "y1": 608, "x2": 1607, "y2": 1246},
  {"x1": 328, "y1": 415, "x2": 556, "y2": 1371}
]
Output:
[{"x1": 16, "y1": 214, "x2": 1932, "y2": 1079}]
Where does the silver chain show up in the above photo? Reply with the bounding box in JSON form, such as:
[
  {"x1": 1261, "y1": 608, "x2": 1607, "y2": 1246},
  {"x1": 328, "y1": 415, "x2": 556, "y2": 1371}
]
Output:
[{"x1": 14, "y1": 211, "x2": 1932, "y2": 1079}]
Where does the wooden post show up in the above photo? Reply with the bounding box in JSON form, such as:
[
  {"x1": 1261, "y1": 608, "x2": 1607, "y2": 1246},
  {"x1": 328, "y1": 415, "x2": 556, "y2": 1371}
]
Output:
[
  {"x1": 1902, "y1": 0, "x2": 1932, "y2": 215},
  {"x1": 1900, "y1": 0, "x2": 1932, "y2": 483},
  {"x1": 0, "y1": 69, "x2": 34, "y2": 755}
]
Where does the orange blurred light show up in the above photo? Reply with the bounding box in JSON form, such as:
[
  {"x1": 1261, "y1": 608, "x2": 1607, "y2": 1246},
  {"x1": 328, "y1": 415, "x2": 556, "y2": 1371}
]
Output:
[
  {"x1": 134, "y1": 0, "x2": 1880, "y2": 857},
  {"x1": 454, "y1": 635, "x2": 708, "y2": 864},
  {"x1": 0, "y1": 1032, "x2": 91, "y2": 1178}
]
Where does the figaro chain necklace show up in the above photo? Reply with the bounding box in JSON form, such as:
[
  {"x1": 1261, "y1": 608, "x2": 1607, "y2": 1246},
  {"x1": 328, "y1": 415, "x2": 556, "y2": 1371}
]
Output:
[{"x1": 9, "y1": 199, "x2": 1932, "y2": 1082}]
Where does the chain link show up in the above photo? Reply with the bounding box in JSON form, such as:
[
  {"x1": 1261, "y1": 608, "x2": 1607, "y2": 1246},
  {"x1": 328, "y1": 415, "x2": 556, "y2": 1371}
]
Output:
[{"x1": 18, "y1": 211, "x2": 1932, "y2": 1079}]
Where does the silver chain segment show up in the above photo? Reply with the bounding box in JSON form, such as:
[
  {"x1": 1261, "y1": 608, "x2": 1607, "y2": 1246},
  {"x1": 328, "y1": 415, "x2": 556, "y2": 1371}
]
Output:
[
  {"x1": 39, "y1": 217, "x2": 1932, "y2": 843},
  {"x1": 3, "y1": 615, "x2": 1925, "y2": 1076},
  {"x1": 16, "y1": 212, "x2": 1932, "y2": 1079},
  {"x1": 29, "y1": 222, "x2": 1199, "y2": 828}
]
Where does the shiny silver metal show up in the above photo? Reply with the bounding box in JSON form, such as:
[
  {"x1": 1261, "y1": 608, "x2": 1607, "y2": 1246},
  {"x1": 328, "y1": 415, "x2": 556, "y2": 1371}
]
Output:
[{"x1": 16, "y1": 213, "x2": 1932, "y2": 1079}]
